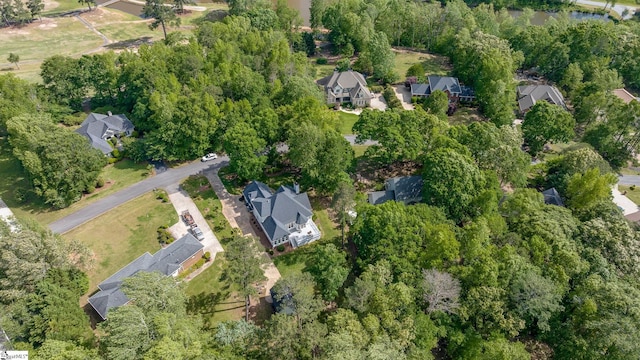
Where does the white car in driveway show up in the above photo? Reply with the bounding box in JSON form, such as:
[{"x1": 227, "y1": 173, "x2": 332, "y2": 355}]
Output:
[{"x1": 201, "y1": 153, "x2": 218, "y2": 162}]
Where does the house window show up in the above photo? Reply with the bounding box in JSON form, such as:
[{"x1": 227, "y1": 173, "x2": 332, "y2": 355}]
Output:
[{"x1": 288, "y1": 222, "x2": 294, "y2": 229}]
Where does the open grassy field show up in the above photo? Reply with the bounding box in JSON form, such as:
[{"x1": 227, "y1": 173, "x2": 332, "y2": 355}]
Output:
[
  {"x1": 0, "y1": 17, "x2": 103, "y2": 64},
  {"x1": 337, "y1": 111, "x2": 359, "y2": 135},
  {"x1": 43, "y1": 0, "x2": 87, "y2": 16},
  {"x1": 393, "y1": 50, "x2": 451, "y2": 80},
  {"x1": 64, "y1": 192, "x2": 176, "y2": 301}
]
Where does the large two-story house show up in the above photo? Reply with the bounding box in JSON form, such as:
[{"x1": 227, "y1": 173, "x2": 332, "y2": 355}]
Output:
[
  {"x1": 243, "y1": 181, "x2": 321, "y2": 248},
  {"x1": 317, "y1": 70, "x2": 374, "y2": 107}
]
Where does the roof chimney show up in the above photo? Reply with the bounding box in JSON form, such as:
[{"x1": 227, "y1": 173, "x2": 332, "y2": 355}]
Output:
[
  {"x1": 107, "y1": 111, "x2": 112, "y2": 116},
  {"x1": 294, "y1": 182, "x2": 300, "y2": 194}
]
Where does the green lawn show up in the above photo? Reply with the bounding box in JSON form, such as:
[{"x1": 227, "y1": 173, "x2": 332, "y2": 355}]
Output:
[
  {"x1": 337, "y1": 111, "x2": 359, "y2": 135},
  {"x1": 352, "y1": 145, "x2": 369, "y2": 158},
  {"x1": 64, "y1": 192, "x2": 176, "y2": 302},
  {"x1": 619, "y1": 185, "x2": 640, "y2": 206},
  {"x1": 273, "y1": 196, "x2": 341, "y2": 276},
  {"x1": 0, "y1": 17, "x2": 103, "y2": 63},
  {"x1": 185, "y1": 256, "x2": 246, "y2": 326},
  {"x1": 181, "y1": 175, "x2": 235, "y2": 243},
  {"x1": 620, "y1": 168, "x2": 640, "y2": 176},
  {"x1": 42, "y1": 0, "x2": 86, "y2": 16},
  {"x1": 0, "y1": 137, "x2": 151, "y2": 225},
  {"x1": 393, "y1": 50, "x2": 451, "y2": 80}
]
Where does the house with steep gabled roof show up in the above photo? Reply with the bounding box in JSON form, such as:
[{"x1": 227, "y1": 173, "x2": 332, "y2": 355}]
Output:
[
  {"x1": 75, "y1": 112, "x2": 135, "y2": 155},
  {"x1": 317, "y1": 70, "x2": 373, "y2": 107},
  {"x1": 88, "y1": 233, "x2": 204, "y2": 320},
  {"x1": 243, "y1": 181, "x2": 321, "y2": 248},
  {"x1": 517, "y1": 85, "x2": 566, "y2": 113},
  {"x1": 410, "y1": 75, "x2": 475, "y2": 102},
  {"x1": 612, "y1": 88, "x2": 638, "y2": 104}
]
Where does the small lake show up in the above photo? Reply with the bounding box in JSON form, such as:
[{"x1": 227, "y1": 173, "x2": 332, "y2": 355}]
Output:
[{"x1": 508, "y1": 9, "x2": 609, "y2": 25}]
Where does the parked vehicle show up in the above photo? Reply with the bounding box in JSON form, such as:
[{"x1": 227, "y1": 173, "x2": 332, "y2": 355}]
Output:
[
  {"x1": 190, "y1": 226, "x2": 205, "y2": 241},
  {"x1": 201, "y1": 153, "x2": 218, "y2": 162},
  {"x1": 181, "y1": 210, "x2": 195, "y2": 227}
]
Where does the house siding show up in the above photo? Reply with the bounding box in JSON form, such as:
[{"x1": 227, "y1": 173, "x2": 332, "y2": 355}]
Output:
[{"x1": 180, "y1": 248, "x2": 205, "y2": 272}]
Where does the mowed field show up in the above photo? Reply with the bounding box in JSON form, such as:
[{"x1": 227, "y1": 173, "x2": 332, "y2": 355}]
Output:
[
  {"x1": 63, "y1": 192, "x2": 177, "y2": 303},
  {"x1": 0, "y1": 0, "x2": 227, "y2": 81}
]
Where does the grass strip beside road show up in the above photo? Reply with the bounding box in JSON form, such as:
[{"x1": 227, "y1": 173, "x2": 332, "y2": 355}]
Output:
[{"x1": 64, "y1": 192, "x2": 176, "y2": 303}]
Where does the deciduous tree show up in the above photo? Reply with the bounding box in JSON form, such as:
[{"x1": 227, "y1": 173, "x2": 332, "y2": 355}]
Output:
[
  {"x1": 7, "y1": 52, "x2": 19, "y2": 69},
  {"x1": 522, "y1": 101, "x2": 575, "y2": 156},
  {"x1": 225, "y1": 235, "x2": 266, "y2": 321},
  {"x1": 309, "y1": 244, "x2": 350, "y2": 301}
]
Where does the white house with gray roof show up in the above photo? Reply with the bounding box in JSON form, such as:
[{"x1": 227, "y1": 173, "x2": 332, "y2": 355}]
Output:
[
  {"x1": 243, "y1": 181, "x2": 320, "y2": 248},
  {"x1": 75, "y1": 112, "x2": 135, "y2": 155},
  {"x1": 88, "y1": 233, "x2": 204, "y2": 320},
  {"x1": 317, "y1": 70, "x2": 373, "y2": 107},
  {"x1": 517, "y1": 85, "x2": 566, "y2": 113}
]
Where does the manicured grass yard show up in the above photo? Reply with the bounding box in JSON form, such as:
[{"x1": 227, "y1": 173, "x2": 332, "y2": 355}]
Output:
[
  {"x1": 273, "y1": 198, "x2": 341, "y2": 277},
  {"x1": 181, "y1": 175, "x2": 235, "y2": 243},
  {"x1": 337, "y1": 111, "x2": 359, "y2": 135},
  {"x1": 64, "y1": 192, "x2": 177, "y2": 302},
  {"x1": 185, "y1": 256, "x2": 246, "y2": 326},
  {"x1": 619, "y1": 185, "x2": 640, "y2": 206},
  {"x1": 352, "y1": 145, "x2": 370, "y2": 158},
  {"x1": 0, "y1": 137, "x2": 151, "y2": 225},
  {"x1": 393, "y1": 50, "x2": 451, "y2": 80}
]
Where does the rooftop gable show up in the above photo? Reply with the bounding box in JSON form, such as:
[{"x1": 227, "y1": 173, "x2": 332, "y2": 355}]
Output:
[
  {"x1": 428, "y1": 75, "x2": 462, "y2": 94},
  {"x1": 517, "y1": 85, "x2": 566, "y2": 112}
]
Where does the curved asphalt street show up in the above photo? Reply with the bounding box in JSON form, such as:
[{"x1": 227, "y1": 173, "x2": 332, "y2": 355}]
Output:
[
  {"x1": 618, "y1": 175, "x2": 640, "y2": 186},
  {"x1": 48, "y1": 133, "x2": 374, "y2": 234},
  {"x1": 48, "y1": 157, "x2": 229, "y2": 234}
]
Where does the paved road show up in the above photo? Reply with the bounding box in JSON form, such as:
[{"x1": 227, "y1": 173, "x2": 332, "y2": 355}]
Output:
[
  {"x1": 344, "y1": 135, "x2": 379, "y2": 146},
  {"x1": 575, "y1": 0, "x2": 637, "y2": 19},
  {"x1": 618, "y1": 175, "x2": 640, "y2": 186},
  {"x1": 48, "y1": 157, "x2": 229, "y2": 234}
]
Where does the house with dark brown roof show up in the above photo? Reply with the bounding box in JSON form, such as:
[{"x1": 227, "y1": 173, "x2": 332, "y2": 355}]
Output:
[{"x1": 317, "y1": 70, "x2": 373, "y2": 107}]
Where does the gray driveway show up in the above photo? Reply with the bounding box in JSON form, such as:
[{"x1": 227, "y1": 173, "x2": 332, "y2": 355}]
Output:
[
  {"x1": 166, "y1": 184, "x2": 224, "y2": 259},
  {"x1": 48, "y1": 157, "x2": 229, "y2": 234}
]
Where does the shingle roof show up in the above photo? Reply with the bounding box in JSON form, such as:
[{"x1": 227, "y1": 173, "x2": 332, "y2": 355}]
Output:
[
  {"x1": 88, "y1": 233, "x2": 203, "y2": 320},
  {"x1": 75, "y1": 113, "x2": 134, "y2": 154},
  {"x1": 243, "y1": 181, "x2": 314, "y2": 243},
  {"x1": 388, "y1": 176, "x2": 424, "y2": 203},
  {"x1": 517, "y1": 85, "x2": 566, "y2": 112},
  {"x1": 542, "y1": 187, "x2": 564, "y2": 207},
  {"x1": 368, "y1": 190, "x2": 395, "y2": 205},
  {"x1": 428, "y1": 75, "x2": 462, "y2": 94},
  {"x1": 318, "y1": 71, "x2": 373, "y2": 100},
  {"x1": 612, "y1": 88, "x2": 637, "y2": 104},
  {"x1": 411, "y1": 83, "x2": 430, "y2": 96}
]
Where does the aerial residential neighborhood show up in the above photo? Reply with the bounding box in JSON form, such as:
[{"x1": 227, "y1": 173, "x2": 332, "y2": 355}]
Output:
[{"x1": 2, "y1": 0, "x2": 640, "y2": 358}]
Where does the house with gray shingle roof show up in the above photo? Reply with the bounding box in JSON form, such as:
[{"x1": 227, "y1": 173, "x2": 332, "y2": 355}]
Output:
[
  {"x1": 517, "y1": 85, "x2": 566, "y2": 113},
  {"x1": 75, "y1": 112, "x2": 135, "y2": 155},
  {"x1": 411, "y1": 75, "x2": 475, "y2": 103},
  {"x1": 88, "y1": 233, "x2": 204, "y2": 320},
  {"x1": 368, "y1": 176, "x2": 424, "y2": 205},
  {"x1": 317, "y1": 70, "x2": 373, "y2": 107},
  {"x1": 243, "y1": 181, "x2": 320, "y2": 248}
]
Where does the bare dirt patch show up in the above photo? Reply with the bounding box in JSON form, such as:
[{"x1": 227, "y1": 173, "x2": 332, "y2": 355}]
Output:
[{"x1": 44, "y1": 0, "x2": 60, "y2": 11}]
